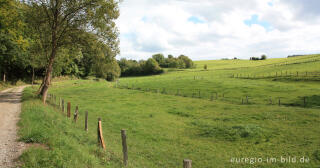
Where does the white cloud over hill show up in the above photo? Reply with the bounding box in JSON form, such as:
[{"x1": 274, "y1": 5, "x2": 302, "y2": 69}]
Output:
[{"x1": 117, "y1": 0, "x2": 320, "y2": 60}]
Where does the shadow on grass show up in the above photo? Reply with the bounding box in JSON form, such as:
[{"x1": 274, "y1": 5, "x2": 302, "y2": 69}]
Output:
[
  {"x1": 284, "y1": 95, "x2": 320, "y2": 108},
  {"x1": 190, "y1": 121, "x2": 274, "y2": 143}
]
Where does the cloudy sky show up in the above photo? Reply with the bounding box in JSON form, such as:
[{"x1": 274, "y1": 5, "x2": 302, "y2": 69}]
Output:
[{"x1": 116, "y1": 0, "x2": 320, "y2": 60}]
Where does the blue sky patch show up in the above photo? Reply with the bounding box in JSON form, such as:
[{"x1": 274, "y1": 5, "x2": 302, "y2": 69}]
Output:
[
  {"x1": 244, "y1": 14, "x2": 273, "y2": 31},
  {"x1": 188, "y1": 16, "x2": 205, "y2": 24},
  {"x1": 141, "y1": 16, "x2": 148, "y2": 22}
]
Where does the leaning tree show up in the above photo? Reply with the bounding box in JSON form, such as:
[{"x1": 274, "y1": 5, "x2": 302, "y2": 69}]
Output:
[{"x1": 26, "y1": 0, "x2": 120, "y2": 103}]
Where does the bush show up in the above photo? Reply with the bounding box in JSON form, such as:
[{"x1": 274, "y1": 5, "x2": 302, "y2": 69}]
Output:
[
  {"x1": 142, "y1": 58, "x2": 163, "y2": 74},
  {"x1": 93, "y1": 58, "x2": 120, "y2": 81},
  {"x1": 118, "y1": 58, "x2": 163, "y2": 77},
  {"x1": 204, "y1": 64, "x2": 207, "y2": 70},
  {"x1": 261, "y1": 55, "x2": 267, "y2": 60},
  {"x1": 152, "y1": 53, "x2": 165, "y2": 67},
  {"x1": 250, "y1": 55, "x2": 267, "y2": 60},
  {"x1": 178, "y1": 55, "x2": 194, "y2": 68}
]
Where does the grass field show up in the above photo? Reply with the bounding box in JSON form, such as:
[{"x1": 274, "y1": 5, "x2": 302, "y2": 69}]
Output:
[{"x1": 19, "y1": 55, "x2": 320, "y2": 167}]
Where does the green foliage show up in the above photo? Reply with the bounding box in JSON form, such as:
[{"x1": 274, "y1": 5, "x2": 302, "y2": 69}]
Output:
[
  {"x1": 0, "y1": 0, "x2": 30, "y2": 82},
  {"x1": 204, "y1": 64, "x2": 207, "y2": 70},
  {"x1": 250, "y1": 55, "x2": 267, "y2": 60},
  {"x1": 0, "y1": 0, "x2": 122, "y2": 85},
  {"x1": 118, "y1": 58, "x2": 163, "y2": 76},
  {"x1": 162, "y1": 54, "x2": 194, "y2": 69},
  {"x1": 178, "y1": 55, "x2": 194, "y2": 68},
  {"x1": 143, "y1": 58, "x2": 162, "y2": 74},
  {"x1": 93, "y1": 58, "x2": 120, "y2": 81},
  {"x1": 152, "y1": 53, "x2": 165, "y2": 66}
]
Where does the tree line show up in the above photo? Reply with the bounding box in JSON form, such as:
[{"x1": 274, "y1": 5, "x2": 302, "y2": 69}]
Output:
[
  {"x1": 250, "y1": 55, "x2": 267, "y2": 60},
  {"x1": 0, "y1": 0, "x2": 121, "y2": 103},
  {"x1": 118, "y1": 54, "x2": 195, "y2": 76},
  {"x1": 0, "y1": 0, "x2": 195, "y2": 103}
]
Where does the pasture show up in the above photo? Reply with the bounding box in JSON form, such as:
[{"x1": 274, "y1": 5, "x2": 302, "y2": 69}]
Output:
[{"x1": 19, "y1": 55, "x2": 320, "y2": 167}]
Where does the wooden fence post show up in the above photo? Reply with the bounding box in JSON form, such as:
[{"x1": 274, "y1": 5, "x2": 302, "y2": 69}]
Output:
[
  {"x1": 246, "y1": 96, "x2": 249, "y2": 104},
  {"x1": 97, "y1": 118, "x2": 106, "y2": 149},
  {"x1": 278, "y1": 98, "x2": 281, "y2": 106},
  {"x1": 198, "y1": 90, "x2": 201, "y2": 98},
  {"x1": 183, "y1": 159, "x2": 192, "y2": 168},
  {"x1": 85, "y1": 111, "x2": 88, "y2": 131},
  {"x1": 121, "y1": 129, "x2": 128, "y2": 166},
  {"x1": 74, "y1": 106, "x2": 78, "y2": 123},
  {"x1": 67, "y1": 102, "x2": 71, "y2": 118},
  {"x1": 62, "y1": 99, "x2": 65, "y2": 113}
]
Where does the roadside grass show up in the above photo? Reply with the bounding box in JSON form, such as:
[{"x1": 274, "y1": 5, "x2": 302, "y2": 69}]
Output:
[
  {"x1": 0, "y1": 80, "x2": 26, "y2": 91},
  {"x1": 18, "y1": 87, "x2": 122, "y2": 168},
  {"x1": 18, "y1": 78, "x2": 320, "y2": 167}
]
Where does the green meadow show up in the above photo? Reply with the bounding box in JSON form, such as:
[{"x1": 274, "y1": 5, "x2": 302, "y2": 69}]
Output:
[{"x1": 19, "y1": 55, "x2": 320, "y2": 167}]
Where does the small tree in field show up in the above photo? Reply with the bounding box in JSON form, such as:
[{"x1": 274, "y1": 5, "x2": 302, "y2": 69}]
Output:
[
  {"x1": 204, "y1": 64, "x2": 207, "y2": 70},
  {"x1": 261, "y1": 55, "x2": 267, "y2": 60}
]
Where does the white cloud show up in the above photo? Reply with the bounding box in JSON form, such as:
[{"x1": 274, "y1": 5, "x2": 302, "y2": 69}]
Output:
[{"x1": 116, "y1": 0, "x2": 320, "y2": 60}]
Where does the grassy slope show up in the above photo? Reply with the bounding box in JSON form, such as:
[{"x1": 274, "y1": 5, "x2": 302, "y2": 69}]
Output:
[
  {"x1": 19, "y1": 56, "x2": 320, "y2": 168},
  {"x1": 118, "y1": 54, "x2": 320, "y2": 107}
]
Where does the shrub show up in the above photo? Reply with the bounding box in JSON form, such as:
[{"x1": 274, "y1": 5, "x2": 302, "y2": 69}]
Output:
[
  {"x1": 152, "y1": 53, "x2": 166, "y2": 66},
  {"x1": 204, "y1": 64, "x2": 207, "y2": 70},
  {"x1": 118, "y1": 58, "x2": 163, "y2": 76}
]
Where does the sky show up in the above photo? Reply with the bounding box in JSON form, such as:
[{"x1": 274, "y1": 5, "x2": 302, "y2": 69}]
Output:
[{"x1": 116, "y1": 0, "x2": 320, "y2": 60}]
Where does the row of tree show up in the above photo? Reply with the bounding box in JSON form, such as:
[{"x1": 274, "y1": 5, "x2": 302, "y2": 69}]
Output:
[
  {"x1": 250, "y1": 55, "x2": 267, "y2": 60},
  {"x1": 0, "y1": 1, "x2": 195, "y2": 103},
  {"x1": 118, "y1": 58, "x2": 163, "y2": 76},
  {"x1": 152, "y1": 54, "x2": 195, "y2": 69},
  {"x1": 118, "y1": 54, "x2": 194, "y2": 77},
  {"x1": 0, "y1": 0, "x2": 121, "y2": 103}
]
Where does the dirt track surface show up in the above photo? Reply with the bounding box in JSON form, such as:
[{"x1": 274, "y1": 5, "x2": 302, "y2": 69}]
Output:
[{"x1": 0, "y1": 86, "x2": 27, "y2": 168}]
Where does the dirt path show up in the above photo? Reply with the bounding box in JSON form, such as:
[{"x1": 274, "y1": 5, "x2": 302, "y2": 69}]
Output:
[{"x1": 0, "y1": 86, "x2": 28, "y2": 168}]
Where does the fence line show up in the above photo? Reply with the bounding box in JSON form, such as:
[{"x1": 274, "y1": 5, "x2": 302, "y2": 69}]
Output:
[
  {"x1": 46, "y1": 94, "x2": 191, "y2": 167},
  {"x1": 232, "y1": 71, "x2": 320, "y2": 80},
  {"x1": 114, "y1": 84, "x2": 310, "y2": 108}
]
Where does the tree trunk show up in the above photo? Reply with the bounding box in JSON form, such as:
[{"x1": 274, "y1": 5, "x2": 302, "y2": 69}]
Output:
[
  {"x1": 41, "y1": 11, "x2": 58, "y2": 104},
  {"x1": 41, "y1": 51, "x2": 56, "y2": 104},
  {"x1": 3, "y1": 73, "x2": 5, "y2": 82},
  {"x1": 37, "y1": 73, "x2": 45, "y2": 94}
]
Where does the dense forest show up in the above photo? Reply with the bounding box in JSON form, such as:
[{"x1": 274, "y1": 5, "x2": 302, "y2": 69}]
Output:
[
  {"x1": 0, "y1": 0, "x2": 121, "y2": 83},
  {"x1": 0, "y1": 0, "x2": 121, "y2": 103}
]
